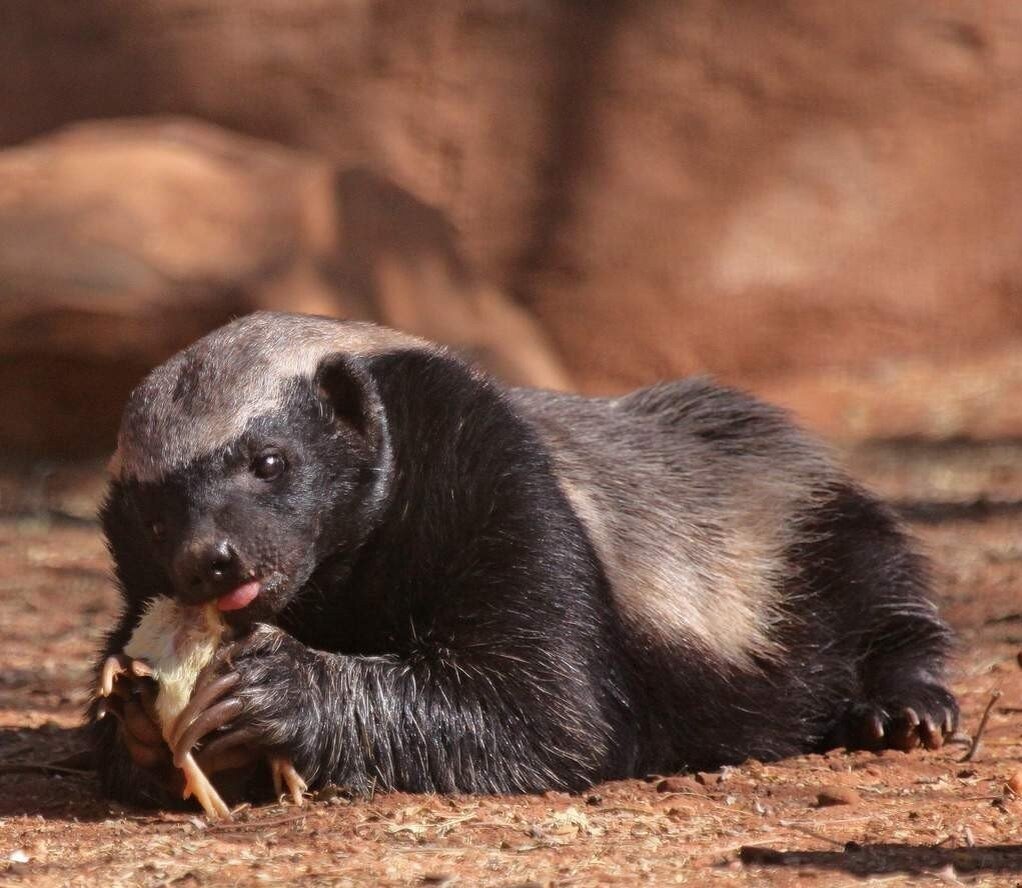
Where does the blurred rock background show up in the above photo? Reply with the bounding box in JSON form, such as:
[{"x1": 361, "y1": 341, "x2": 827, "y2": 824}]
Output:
[{"x1": 1, "y1": 0, "x2": 1021, "y2": 462}]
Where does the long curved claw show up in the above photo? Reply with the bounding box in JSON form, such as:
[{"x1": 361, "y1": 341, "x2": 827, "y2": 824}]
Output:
[
  {"x1": 919, "y1": 714, "x2": 943, "y2": 750},
  {"x1": 169, "y1": 672, "x2": 241, "y2": 751},
  {"x1": 943, "y1": 706, "x2": 957, "y2": 736},
  {"x1": 99, "y1": 654, "x2": 132, "y2": 698},
  {"x1": 890, "y1": 706, "x2": 922, "y2": 751},
  {"x1": 864, "y1": 711, "x2": 885, "y2": 744},
  {"x1": 172, "y1": 698, "x2": 245, "y2": 768},
  {"x1": 270, "y1": 757, "x2": 307, "y2": 806}
]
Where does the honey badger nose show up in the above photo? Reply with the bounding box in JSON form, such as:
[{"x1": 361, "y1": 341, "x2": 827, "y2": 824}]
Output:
[
  {"x1": 207, "y1": 540, "x2": 238, "y2": 579},
  {"x1": 175, "y1": 537, "x2": 246, "y2": 601}
]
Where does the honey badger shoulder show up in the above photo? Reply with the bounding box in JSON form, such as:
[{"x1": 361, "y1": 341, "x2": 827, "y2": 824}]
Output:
[{"x1": 92, "y1": 312, "x2": 956, "y2": 807}]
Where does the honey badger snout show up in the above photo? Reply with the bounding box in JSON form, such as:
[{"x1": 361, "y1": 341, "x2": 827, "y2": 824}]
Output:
[{"x1": 172, "y1": 533, "x2": 251, "y2": 603}]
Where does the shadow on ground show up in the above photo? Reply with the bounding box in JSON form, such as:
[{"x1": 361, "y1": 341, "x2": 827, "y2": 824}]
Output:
[
  {"x1": 741, "y1": 843, "x2": 1022, "y2": 877},
  {"x1": 0, "y1": 724, "x2": 107, "y2": 819}
]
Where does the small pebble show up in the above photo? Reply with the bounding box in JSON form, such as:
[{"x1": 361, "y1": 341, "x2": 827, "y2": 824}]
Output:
[
  {"x1": 542, "y1": 789, "x2": 570, "y2": 802},
  {"x1": 1004, "y1": 771, "x2": 1022, "y2": 797},
  {"x1": 696, "y1": 771, "x2": 723, "y2": 786},
  {"x1": 656, "y1": 776, "x2": 705, "y2": 794},
  {"x1": 816, "y1": 785, "x2": 861, "y2": 807}
]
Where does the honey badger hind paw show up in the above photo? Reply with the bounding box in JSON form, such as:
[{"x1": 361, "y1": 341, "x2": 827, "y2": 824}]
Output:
[{"x1": 841, "y1": 680, "x2": 958, "y2": 752}]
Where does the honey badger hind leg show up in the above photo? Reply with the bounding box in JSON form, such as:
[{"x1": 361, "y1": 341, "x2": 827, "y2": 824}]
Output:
[
  {"x1": 842, "y1": 589, "x2": 958, "y2": 753},
  {"x1": 800, "y1": 483, "x2": 958, "y2": 753}
]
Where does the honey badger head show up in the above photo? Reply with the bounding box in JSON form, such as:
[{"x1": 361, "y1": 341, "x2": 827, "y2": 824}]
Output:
[{"x1": 102, "y1": 312, "x2": 430, "y2": 622}]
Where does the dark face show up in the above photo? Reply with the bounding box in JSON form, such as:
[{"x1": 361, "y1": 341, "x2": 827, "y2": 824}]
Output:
[{"x1": 103, "y1": 378, "x2": 387, "y2": 625}]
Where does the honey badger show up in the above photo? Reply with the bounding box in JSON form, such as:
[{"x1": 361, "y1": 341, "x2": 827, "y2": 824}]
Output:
[{"x1": 92, "y1": 311, "x2": 957, "y2": 807}]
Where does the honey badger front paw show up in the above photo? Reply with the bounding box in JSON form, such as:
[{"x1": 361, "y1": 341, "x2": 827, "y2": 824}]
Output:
[
  {"x1": 170, "y1": 624, "x2": 320, "y2": 784},
  {"x1": 95, "y1": 654, "x2": 185, "y2": 795}
]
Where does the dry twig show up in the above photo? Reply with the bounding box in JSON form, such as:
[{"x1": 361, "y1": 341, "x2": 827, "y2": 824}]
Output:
[{"x1": 960, "y1": 689, "x2": 1002, "y2": 762}]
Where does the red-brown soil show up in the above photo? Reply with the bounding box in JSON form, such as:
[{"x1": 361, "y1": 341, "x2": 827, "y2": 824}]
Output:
[{"x1": 1, "y1": 442, "x2": 1021, "y2": 887}]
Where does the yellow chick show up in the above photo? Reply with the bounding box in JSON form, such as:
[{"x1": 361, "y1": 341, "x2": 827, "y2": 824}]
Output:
[{"x1": 97, "y1": 597, "x2": 306, "y2": 820}]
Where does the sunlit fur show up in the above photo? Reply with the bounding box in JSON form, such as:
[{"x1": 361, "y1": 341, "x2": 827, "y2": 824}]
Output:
[{"x1": 91, "y1": 312, "x2": 956, "y2": 807}]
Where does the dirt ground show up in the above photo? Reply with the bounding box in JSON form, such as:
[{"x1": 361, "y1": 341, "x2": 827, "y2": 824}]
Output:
[{"x1": 1, "y1": 440, "x2": 1022, "y2": 887}]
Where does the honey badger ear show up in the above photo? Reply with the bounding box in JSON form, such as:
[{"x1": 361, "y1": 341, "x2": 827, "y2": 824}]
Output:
[{"x1": 313, "y1": 354, "x2": 386, "y2": 450}]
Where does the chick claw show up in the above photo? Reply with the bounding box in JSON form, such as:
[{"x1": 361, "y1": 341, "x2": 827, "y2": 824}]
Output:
[
  {"x1": 270, "y1": 756, "x2": 308, "y2": 806},
  {"x1": 180, "y1": 753, "x2": 231, "y2": 821}
]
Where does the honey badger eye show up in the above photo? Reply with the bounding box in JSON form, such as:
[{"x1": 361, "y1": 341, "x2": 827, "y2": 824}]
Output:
[
  {"x1": 252, "y1": 451, "x2": 287, "y2": 481},
  {"x1": 150, "y1": 520, "x2": 165, "y2": 542}
]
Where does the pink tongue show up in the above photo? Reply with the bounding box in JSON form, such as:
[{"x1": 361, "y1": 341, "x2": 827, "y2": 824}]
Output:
[{"x1": 217, "y1": 580, "x2": 261, "y2": 612}]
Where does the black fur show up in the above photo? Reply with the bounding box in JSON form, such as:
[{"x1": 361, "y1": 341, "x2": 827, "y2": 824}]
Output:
[{"x1": 93, "y1": 337, "x2": 956, "y2": 807}]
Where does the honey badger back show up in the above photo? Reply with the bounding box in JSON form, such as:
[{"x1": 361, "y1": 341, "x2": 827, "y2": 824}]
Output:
[
  {"x1": 512, "y1": 384, "x2": 956, "y2": 767},
  {"x1": 92, "y1": 311, "x2": 955, "y2": 807}
]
